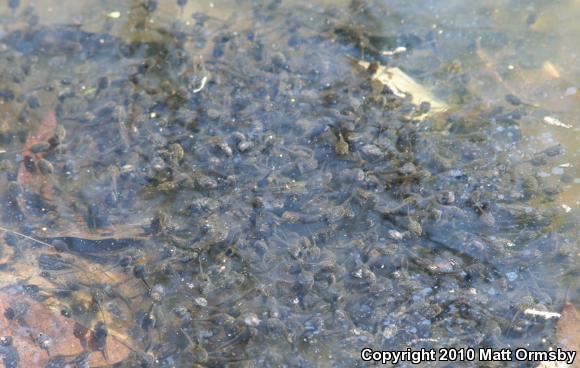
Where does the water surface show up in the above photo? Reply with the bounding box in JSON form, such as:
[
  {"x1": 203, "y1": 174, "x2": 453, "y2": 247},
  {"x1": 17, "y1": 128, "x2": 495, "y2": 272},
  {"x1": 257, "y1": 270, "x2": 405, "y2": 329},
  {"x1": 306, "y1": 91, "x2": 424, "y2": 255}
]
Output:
[{"x1": 0, "y1": 1, "x2": 578, "y2": 367}]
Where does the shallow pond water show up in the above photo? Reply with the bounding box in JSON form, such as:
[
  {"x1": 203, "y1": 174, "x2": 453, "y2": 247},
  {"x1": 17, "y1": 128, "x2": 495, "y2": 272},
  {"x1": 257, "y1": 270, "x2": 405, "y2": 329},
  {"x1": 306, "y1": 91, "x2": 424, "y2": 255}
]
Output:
[{"x1": 0, "y1": 1, "x2": 578, "y2": 367}]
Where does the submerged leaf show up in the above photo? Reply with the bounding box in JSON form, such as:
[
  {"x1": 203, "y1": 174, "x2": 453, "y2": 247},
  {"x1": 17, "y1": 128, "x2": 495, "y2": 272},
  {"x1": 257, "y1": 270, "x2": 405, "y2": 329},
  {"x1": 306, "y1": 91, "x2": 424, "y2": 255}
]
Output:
[
  {"x1": 357, "y1": 61, "x2": 448, "y2": 115},
  {"x1": 0, "y1": 231, "x2": 143, "y2": 367},
  {"x1": 0, "y1": 289, "x2": 131, "y2": 367},
  {"x1": 538, "y1": 302, "x2": 580, "y2": 368},
  {"x1": 556, "y1": 302, "x2": 580, "y2": 355}
]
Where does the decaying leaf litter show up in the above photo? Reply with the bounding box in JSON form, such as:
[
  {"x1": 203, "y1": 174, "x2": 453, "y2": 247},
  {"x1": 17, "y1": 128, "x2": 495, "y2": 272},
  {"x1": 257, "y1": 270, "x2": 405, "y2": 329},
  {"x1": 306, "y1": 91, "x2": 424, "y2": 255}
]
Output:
[{"x1": 0, "y1": 0, "x2": 578, "y2": 367}]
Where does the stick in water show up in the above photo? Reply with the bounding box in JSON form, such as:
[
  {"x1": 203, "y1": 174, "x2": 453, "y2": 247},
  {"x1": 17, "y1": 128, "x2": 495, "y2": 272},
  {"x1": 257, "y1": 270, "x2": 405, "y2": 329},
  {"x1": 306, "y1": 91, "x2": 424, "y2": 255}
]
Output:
[{"x1": 0, "y1": 226, "x2": 54, "y2": 247}]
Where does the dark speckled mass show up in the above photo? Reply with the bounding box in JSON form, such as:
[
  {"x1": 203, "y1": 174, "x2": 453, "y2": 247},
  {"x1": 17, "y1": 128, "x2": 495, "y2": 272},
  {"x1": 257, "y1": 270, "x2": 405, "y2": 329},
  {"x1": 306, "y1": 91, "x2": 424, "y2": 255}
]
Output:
[{"x1": 0, "y1": 1, "x2": 578, "y2": 367}]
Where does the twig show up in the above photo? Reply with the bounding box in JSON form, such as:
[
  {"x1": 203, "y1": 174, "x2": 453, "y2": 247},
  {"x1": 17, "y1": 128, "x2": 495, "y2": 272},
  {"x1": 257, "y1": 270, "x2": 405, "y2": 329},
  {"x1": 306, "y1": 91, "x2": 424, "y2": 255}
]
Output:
[
  {"x1": 524, "y1": 309, "x2": 561, "y2": 319},
  {"x1": 0, "y1": 225, "x2": 53, "y2": 247}
]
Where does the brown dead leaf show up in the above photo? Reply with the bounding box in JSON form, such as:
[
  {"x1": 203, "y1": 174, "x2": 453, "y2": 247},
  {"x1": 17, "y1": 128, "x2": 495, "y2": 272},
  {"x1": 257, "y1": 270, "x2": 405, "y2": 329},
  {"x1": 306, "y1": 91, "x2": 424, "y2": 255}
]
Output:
[
  {"x1": 0, "y1": 289, "x2": 131, "y2": 367},
  {"x1": 538, "y1": 302, "x2": 580, "y2": 368},
  {"x1": 1, "y1": 111, "x2": 150, "y2": 367},
  {"x1": 357, "y1": 60, "x2": 449, "y2": 116},
  {"x1": 556, "y1": 302, "x2": 580, "y2": 368},
  {"x1": 0, "y1": 231, "x2": 147, "y2": 367}
]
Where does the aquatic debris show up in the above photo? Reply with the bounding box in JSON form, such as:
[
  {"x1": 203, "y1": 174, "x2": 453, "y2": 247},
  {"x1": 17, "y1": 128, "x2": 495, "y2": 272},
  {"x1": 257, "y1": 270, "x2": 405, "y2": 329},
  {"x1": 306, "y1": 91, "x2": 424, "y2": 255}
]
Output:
[
  {"x1": 357, "y1": 60, "x2": 448, "y2": 115},
  {"x1": 0, "y1": 227, "x2": 146, "y2": 366},
  {"x1": 334, "y1": 132, "x2": 349, "y2": 155},
  {"x1": 524, "y1": 308, "x2": 561, "y2": 319},
  {"x1": 192, "y1": 76, "x2": 208, "y2": 93},
  {"x1": 381, "y1": 46, "x2": 406, "y2": 56},
  {"x1": 555, "y1": 302, "x2": 580, "y2": 353},
  {"x1": 561, "y1": 204, "x2": 572, "y2": 213},
  {"x1": 0, "y1": 290, "x2": 131, "y2": 367},
  {"x1": 106, "y1": 11, "x2": 121, "y2": 19},
  {"x1": 542, "y1": 61, "x2": 561, "y2": 79},
  {"x1": 543, "y1": 116, "x2": 572, "y2": 129},
  {"x1": 0, "y1": 226, "x2": 53, "y2": 248},
  {"x1": 537, "y1": 302, "x2": 580, "y2": 368}
]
